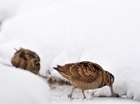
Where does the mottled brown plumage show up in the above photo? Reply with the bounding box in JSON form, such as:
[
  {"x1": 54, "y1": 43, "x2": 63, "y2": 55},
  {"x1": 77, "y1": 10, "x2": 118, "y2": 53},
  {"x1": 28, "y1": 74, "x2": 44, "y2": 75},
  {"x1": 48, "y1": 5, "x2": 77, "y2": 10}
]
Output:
[
  {"x1": 11, "y1": 48, "x2": 40, "y2": 74},
  {"x1": 54, "y1": 61, "x2": 117, "y2": 99}
]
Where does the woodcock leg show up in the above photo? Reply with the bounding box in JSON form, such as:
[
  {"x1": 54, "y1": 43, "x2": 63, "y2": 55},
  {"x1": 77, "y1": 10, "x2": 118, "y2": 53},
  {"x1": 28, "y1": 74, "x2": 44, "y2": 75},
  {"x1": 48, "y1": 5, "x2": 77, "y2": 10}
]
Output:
[
  {"x1": 109, "y1": 85, "x2": 119, "y2": 97},
  {"x1": 81, "y1": 90, "x2": 87, "y2": 99},
  {"x1": 68, "y1": 87, "x2": 87, "y2": 99},
  {"x1": 68, "y1": 86, "x2": 118, "y2": 98},
  {"x1": 68, "y1": 87, "x2": 76, "y2": 98}
]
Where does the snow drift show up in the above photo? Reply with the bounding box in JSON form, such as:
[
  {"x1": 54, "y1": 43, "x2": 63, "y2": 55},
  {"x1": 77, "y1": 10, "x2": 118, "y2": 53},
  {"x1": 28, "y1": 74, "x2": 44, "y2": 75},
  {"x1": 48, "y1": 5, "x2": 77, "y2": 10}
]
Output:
[
  {"x1": 0, "y1": 0, "x2": 140, "y2": 101},
  {"x1": 0, "y1": 64, "x2": 50, "y2": 104}
]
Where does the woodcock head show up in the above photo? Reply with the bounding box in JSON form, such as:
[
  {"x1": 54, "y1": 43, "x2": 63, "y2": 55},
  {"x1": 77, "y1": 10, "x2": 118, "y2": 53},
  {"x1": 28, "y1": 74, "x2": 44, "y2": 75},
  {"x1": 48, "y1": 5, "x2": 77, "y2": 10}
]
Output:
[{"x1": 104, "y1": 71, "x2": 114, "y2": 87}]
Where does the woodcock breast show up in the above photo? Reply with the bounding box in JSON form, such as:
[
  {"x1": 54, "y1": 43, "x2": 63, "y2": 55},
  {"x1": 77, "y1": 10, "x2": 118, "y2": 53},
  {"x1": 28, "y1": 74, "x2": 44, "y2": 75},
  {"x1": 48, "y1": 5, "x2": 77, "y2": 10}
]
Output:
[{"x1": 54, "y1": 61, "x2": 118, "y2": 99}]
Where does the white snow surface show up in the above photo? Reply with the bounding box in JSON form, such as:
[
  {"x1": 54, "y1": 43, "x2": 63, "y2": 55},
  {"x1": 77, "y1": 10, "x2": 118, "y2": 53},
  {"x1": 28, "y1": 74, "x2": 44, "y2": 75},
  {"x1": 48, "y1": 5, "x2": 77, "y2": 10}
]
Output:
[
  {"x1": 0, "y1": 64, "x2": 50, "y2": 104},
  {"x1": 0, "y1": 0, "x2": 140, "y2": 103},
  {"x1": 0, "y1": 0, "x2": 53, "y2": 21}
]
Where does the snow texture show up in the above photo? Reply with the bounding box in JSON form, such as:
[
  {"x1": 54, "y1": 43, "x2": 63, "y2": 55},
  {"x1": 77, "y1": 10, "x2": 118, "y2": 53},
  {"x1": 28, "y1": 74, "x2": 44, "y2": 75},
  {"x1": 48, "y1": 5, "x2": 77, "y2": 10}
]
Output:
[
  {"x1": 0, "y1": 64, "x2": 50, "y2": 104},
  {"x1": 0, "y1": 0, "x2": 140, "y2": 103},
  {"x1": 0, "y1": 0, "x2": 52, "y2": 21}
]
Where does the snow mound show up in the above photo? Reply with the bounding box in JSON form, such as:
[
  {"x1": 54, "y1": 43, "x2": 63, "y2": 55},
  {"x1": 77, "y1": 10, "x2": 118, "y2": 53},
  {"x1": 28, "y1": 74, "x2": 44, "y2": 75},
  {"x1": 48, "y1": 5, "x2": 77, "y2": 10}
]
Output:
[
  {"x1": 0, "y1": 0, "x2": 54, "y2": 22},
  {"x1": 0, "y1": 64, "x2": 50, "y2": 104},
  {"x1": 0, "y1": 0, "x2": 140, "y2": 101}
]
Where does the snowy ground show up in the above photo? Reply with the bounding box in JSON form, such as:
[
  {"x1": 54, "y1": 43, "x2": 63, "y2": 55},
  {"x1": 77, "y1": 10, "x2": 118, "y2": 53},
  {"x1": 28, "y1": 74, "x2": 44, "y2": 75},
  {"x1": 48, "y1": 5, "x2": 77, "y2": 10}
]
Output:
[
  {"x1": 50, "y1": 85, "x2": 140, "y2": 104},
  {"x1": 0, "y1": 0, "x2": 140, "y2": 103},
  {"x1": 0, "y1": 64, "x2": 50, "y2": 104}
]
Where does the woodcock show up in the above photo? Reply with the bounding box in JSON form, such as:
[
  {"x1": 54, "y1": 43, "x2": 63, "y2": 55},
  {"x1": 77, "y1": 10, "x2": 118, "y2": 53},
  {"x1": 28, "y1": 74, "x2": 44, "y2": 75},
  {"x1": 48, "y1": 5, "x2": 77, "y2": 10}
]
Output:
[
  {"x1": 54, "y1": 61, "x2": 117, "y2": 99},
  {"x1": 11, "y1": 48, "x2": 40, "y2": 75}
]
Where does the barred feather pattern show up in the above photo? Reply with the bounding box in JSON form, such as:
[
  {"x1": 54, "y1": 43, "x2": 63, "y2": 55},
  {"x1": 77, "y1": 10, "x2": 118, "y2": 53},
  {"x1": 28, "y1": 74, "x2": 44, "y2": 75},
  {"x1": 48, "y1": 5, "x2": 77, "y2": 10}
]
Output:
[
  {"x1": 11, "y1": 48, "x2": 40, "y2": 74},
  {"x1": 54, "y1": 61, "x2": 116, "y2": 99}
]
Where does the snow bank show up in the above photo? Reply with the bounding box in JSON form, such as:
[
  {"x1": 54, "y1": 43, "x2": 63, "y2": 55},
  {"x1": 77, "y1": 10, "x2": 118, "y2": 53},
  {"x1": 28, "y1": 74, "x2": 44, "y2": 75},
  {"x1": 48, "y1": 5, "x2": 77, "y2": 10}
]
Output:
[
  {"x1": 0, "y1": 64, "x2": 50, "y2": 104},
  {"x1": 0, "y1": 0, "x2": 140, "y2": 101},
  {"x1": 0, "y1": 0, "x2": 55, "y2": 22},
  {"x1": 0, "y1": 0, "x2": 20, "y2": 21}
]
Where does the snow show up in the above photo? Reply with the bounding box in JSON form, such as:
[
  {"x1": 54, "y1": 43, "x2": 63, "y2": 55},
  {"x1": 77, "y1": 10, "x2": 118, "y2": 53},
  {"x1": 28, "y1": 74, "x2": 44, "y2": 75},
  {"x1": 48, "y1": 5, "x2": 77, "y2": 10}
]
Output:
[
  {"x1": 0, "y1": 0, "x2": 55, "y2": 21},
  {"x1": 0, "y1": 0, "x2": 140, "y2": 103},
  {"x1": 0, "y1": 64, "x2": 50, "y2": 104},
  {"x1": 50, "y1": 85, "x2": 140, "y2": 104}
]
